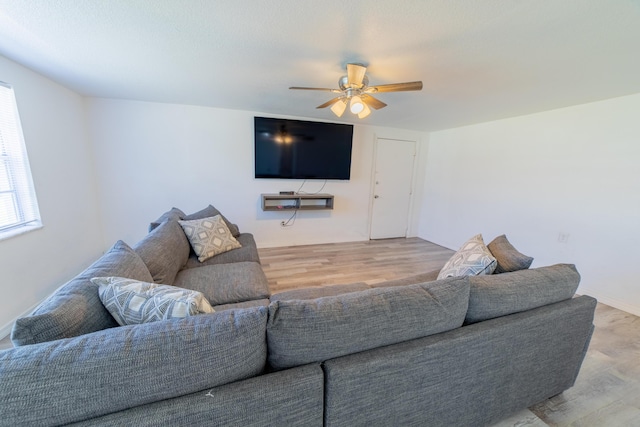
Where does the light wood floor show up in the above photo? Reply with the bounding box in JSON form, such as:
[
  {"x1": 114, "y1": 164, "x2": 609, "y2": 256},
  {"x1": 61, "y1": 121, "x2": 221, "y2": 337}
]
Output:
[
  {"x1": 260, "y1": 237, "x2": 454, "y2": 294},
  {"x1": 2, "y1": 238, "x2": 638, "y2": 426}
]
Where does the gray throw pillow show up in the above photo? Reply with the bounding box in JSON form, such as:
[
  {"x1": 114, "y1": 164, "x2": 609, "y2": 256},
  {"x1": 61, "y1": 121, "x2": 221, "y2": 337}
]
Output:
[
  {"x1": 183, "y1": 204, "x2": 240, "y2": 237},
  {"x1": 11, "y1": 241, "x2": 154, "y2": 346},
  {"x1": 487, "y1": 234, "x2": 534, "y2": 274}
]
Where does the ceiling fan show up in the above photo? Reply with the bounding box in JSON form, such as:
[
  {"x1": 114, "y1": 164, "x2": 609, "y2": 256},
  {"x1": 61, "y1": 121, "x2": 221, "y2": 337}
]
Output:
[{"x1": 289, "y1": 63, "x2": 423, "y2": 119}]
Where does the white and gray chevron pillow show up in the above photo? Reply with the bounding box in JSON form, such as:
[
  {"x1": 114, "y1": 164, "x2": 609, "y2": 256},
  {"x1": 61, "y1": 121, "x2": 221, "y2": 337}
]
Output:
[{"x1": 92, "y1": 276, "x2": 214, "y2": 325}]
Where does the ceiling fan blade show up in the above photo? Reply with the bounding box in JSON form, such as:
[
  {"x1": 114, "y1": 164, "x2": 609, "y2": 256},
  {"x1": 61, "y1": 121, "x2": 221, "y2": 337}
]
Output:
[
  {"x1": 361, "y1": 94, "x2": 387, "y2": 110},
  {"x1": 290, "y1": 86, "x2": 341, "y2": 93},
  {"x1": 316, "y1": 97, "x2": 343, "y2": 109},
  {"x1": 367, "y1": 81, "x2": 423, "y2": 93},
  {"x1": 347, "y1": 63, "x2": 367, "y2": 87}
]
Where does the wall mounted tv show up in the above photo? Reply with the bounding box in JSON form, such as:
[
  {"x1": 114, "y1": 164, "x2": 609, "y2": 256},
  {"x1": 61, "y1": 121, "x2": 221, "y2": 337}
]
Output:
[{"x1": 254, "y1": 117, "x2": 353, "y2": 180}]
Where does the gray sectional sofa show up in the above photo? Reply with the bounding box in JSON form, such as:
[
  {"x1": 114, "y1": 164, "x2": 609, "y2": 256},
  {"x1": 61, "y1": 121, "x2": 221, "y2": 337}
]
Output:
[{"x1": 0, "y1": 206, "x2": 597, "y2": 426}]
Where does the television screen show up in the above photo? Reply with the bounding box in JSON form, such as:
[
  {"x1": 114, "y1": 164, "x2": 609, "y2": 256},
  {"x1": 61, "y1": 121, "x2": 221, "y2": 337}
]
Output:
[{"x1": 254, "y1": 117, "x2": 353, "y2": 180}]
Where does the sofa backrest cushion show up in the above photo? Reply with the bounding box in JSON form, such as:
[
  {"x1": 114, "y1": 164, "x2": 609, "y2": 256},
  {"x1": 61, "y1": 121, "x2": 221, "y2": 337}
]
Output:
[
  {"x1": 173, "y1": 261, "x2": 270, "y2": 306},
  {"x1": 134, "y1": 219, "x2": 190, "y2": 285},
  {"x1": 266, "y1": 276, "x2": 470, "y2": 370},
  {"x1": 11, "y1": 240, "x2": 154, "y2": 346},
  {"x1": 465, "y1": 263, "x2": 580, "y2": 324},
  {"x1": 148, "y1": 207, "x2": 185, "y2": 232},
  {"x1": 0, "y1": 307, "x2": 268, "y2": 426}
]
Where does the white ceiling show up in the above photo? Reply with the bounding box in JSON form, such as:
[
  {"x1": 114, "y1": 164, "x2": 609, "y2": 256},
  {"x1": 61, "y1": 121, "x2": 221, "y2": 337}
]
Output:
[{"x1": 1, "y1": 0, "x2": 639, "y2": 132}]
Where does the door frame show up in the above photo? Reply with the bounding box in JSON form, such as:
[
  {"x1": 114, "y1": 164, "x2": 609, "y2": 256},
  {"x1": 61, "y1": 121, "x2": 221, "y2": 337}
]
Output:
[{"x1": 367, "y1": 134, "x2": 420, "y2": 240}]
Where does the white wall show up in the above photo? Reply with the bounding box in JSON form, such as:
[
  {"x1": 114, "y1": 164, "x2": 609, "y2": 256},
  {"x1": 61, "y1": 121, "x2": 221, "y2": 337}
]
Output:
[
  {"x1": 419, "y1": 93, "x2": 640, "y2": 316},
  {"x1": 86, "y1": 98, "x2": 427, "y2": 249},
  {"x1": 0, "y1": 56, "x2": 104, "y2": 336}
]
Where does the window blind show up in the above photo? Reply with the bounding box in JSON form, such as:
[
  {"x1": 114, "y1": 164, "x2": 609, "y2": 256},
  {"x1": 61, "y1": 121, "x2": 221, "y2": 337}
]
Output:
[{"x1": 0, "y1": 81, "x2": 41, "y2": 236}]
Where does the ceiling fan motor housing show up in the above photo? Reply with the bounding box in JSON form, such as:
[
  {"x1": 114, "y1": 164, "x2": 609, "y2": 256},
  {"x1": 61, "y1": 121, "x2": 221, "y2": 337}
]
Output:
[{"x1": 339, "y1": 75, "x2": 368, "y2": 92}]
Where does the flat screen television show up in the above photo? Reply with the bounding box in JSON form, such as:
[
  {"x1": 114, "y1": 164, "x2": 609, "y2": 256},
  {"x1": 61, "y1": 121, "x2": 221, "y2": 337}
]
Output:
[{"x1": 254, "y1": 117, "x2": 353, "y2": 180}]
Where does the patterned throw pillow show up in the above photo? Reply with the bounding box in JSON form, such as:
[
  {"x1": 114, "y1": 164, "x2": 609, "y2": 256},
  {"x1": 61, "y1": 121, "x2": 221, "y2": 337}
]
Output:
[
  {"x1": 179, "y1": 215, "x2": 242, "y2": 262},
  {"x1": 92, "y1": 276, "x2": 214, "y2": 326},
  {"x1": 182, "y1": 205, "x2": 241, "y2": 237},
  {"x1": 437, "y1": 234, "x2": 497, "y2": 280}
]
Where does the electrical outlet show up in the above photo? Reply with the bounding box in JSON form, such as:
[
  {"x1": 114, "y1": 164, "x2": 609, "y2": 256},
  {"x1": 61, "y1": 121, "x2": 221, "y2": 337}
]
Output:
[
  {"x1": 280, "y1": 221, "x2": 285, "y2": 227},
  {"x1": 558, "y1": 232, "x2": 570, "y2": 243}
]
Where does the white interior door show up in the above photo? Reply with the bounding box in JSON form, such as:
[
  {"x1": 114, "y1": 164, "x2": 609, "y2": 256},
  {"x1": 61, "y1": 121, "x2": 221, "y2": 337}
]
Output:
[{"x1": 370, "y1": 138, "x2": 416, "y2": 239}]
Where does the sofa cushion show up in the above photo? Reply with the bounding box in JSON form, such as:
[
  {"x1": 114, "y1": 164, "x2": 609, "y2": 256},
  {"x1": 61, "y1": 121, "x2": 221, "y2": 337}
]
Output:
[
  {"x1": 173, "y1": 261, "x2": 270, "y2": 306},
  {"x1": 270, "y1": 282, "x2": 371, "y2": 302},
  {"x1": 11, "y1": 241, "x2": 153, "y2": 346},
  {"x1": 0, "y1": 307, "x2": 268, "y2": 426},
  {"x1": 92, "y1": 277, "x2": 214, "y2": 325},
  {"x1": 134, "y1": 219, "x2": 190, "y2": 285},
  {"x1": 182, "y1": 204, "x2": 240, "y2": 237},
  {"x1": 437, "y1": 234, "x2": 497, "y2": 279},
  {"x1": 148, "y1": 207, "x2": 185, "y2": 232},
  {"x1": 179, "y1": 215, "x2": 242, "y2": 263},
  {"x1": 182, "y1": 233, "x2": 261, "y2": 269},
  {"x1": 266, "y1": 276, "x2": 470, "y2": 370},
  {"x1": 487, "y1": 234, "x2": 534, "y2": 274},
  {"x1": 465, "y1": 264, "x2": 581, "y2": 324}
]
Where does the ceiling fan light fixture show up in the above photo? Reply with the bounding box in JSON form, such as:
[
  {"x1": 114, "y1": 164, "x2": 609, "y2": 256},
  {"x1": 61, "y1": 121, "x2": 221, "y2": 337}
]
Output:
[
  {"x1": 350, "y1": 95, "x2": 365, "y2": 114},
  {"x1": 357, "y1": 101, "x2": 371, "y2": 119},
  {"x1": 290, "y1": 62, "x2": 423, "y2": 119},
  {"x1": 330, "y1": 98, "x2": 347, "y2": 117}
]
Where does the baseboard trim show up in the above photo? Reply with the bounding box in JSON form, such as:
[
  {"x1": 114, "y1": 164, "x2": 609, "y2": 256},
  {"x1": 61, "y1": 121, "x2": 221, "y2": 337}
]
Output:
[
  {"x1": 579, "y1": 286, "x2": 640, "y2": 317},
  {"x1": 256, "y1": 235, "x2": 369, "y2": 249}
]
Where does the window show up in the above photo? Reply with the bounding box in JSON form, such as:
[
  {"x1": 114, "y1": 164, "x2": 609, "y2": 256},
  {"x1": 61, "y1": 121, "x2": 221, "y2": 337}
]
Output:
[{"x1": 0, "y1": 81, "x2": 41, "y2": 239}]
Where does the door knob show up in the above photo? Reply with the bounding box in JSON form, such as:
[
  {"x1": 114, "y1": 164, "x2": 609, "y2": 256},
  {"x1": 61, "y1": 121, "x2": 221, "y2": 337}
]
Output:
[{"x1": 374, "y1": 195, "x2": 379, "y2": 199}]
